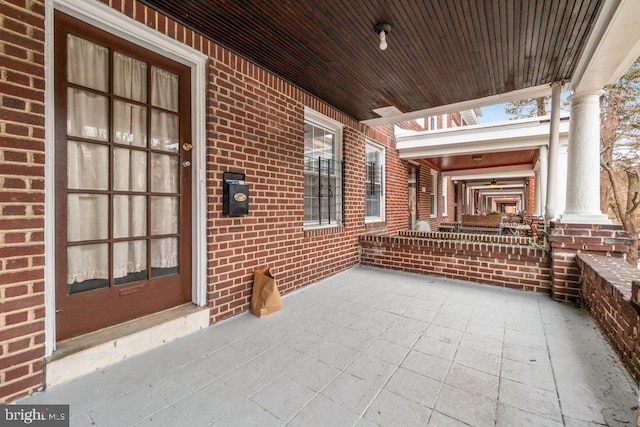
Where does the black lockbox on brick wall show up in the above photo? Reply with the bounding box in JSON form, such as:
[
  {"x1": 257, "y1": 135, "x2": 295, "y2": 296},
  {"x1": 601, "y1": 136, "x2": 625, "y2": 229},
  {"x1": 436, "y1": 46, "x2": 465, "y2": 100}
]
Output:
[{"x1": 223, "y1": 172, "x2": 249, "y2": 216}]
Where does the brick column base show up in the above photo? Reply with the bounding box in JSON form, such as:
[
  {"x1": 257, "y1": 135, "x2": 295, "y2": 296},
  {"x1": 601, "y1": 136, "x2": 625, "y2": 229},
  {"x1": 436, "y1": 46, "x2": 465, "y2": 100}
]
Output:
[{"x1": 547, "y1": 222, "x2": 632, "y2": 302}]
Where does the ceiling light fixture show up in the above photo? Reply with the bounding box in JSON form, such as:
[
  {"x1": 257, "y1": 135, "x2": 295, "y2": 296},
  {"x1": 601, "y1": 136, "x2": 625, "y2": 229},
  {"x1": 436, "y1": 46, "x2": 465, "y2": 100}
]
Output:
[
  {"x1": 490, "y1": 179, "x2": 498, "y2": 188},
  {"x1": 471, "y1": 154, "x2": 483, "y2": 164},
  {"x1": 374, "y1": 22, "x2": 392, "y2": 51}
]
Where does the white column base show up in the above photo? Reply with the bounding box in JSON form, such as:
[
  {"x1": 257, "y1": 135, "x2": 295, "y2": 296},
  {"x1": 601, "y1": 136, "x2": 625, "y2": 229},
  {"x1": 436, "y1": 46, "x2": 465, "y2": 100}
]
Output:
[
  {"x1": 558, "y1": 213, "x2": 611, "y2": 224},
  {"x1": 545, "y1": 208, "x2": 556, "y2": 222}
]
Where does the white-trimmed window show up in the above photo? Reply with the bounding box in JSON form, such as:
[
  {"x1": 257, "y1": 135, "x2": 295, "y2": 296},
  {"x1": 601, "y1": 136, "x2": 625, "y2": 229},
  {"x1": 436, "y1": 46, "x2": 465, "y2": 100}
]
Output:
[
  {"x1": 430, "y1": 170, "x2": 438, "y2": 217},
  {"x1": 303, "y1": 108, "x2": 344, "y2": 228},
  {"x1": 365, "y1": 142, "x2": 385, "y2": 221},
  {"x1": 442, "y1": 176, "x2": 448, "y2": 217}
]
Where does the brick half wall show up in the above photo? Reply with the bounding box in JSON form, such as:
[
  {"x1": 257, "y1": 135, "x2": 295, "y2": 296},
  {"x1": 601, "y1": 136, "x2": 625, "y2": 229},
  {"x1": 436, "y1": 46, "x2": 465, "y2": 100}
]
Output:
[
  {"x1": 359, "y1": 234, "x2": 552, "y2": 292},
  {"x1": 548, "y1": 222, "x2": 632, "y2": 302},
  {"x1": 577, "y1": 254, "x2": 640, "y2": 384}
]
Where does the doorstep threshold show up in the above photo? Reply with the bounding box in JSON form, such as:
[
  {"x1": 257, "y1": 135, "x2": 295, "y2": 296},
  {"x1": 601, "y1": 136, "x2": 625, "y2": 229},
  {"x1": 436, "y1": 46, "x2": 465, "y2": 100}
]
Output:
[{"x1": 46, "y1": 304, "x2": 209, "y2": 388}]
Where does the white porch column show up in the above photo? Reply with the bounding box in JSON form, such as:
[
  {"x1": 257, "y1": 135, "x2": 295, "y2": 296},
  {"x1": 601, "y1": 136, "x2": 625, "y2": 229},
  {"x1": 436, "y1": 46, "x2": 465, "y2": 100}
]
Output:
[
  {"x1": 539, "y1": 145, "x2": 548, "y2": 218},
  {"x1": 535, "y1": 171, "x2": 542, "y2": 216},
  {"x1": 560, "y1": 90, "x2": 610, "y2": 224},
  {"x1": 545, "y1": 82, "x2": 561, "y2": 222}
]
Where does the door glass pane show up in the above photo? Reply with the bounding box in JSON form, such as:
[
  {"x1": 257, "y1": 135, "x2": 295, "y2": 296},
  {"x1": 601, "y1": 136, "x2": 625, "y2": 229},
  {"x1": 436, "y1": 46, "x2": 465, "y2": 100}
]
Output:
[
  {"x1": 113, "y1": 195, "x2": 147, "y2": 238},
  {"x1": 67, "y1": 141, "x2": 108, "y2": 190},
  {"x1": 67, "y1": 243, "x2": 108, "y2": 294},
  {"x1": 151, "y1": 237, "x2": 178, "y2": 277},
  {"x1": 67, "y1": 194, "x2": 108, "y2": 242},
  {"x1": 114, "y1": 52, "x2": 148, "y2": 102},
  {"x1": 151, "y1": 153, "x2": 179, "y2": 193},
  {"x1": 113, "y1": 148, "x2": 147, "y2": 191},
  {"x1": 67, "y1": 34, "x2": 108, "y2": 92},
  {"x1": 151, "y1": 110, "x2": 179, "y2": 152},
  {"x1": 113, "y1": 100, "x2": 147, "y2": 147},
  {"x1": 67, "y1": 88, "x2": 108, "y2": 140},
  {"x1": 113, "y1": 240, "x2": 147, "y2": 285},
  {"x1": 151, "y1": 196, "x2": 178, "y2": 235},
  {"x1": 151, "y1": 66, "x2": 178, "y2": 111}
]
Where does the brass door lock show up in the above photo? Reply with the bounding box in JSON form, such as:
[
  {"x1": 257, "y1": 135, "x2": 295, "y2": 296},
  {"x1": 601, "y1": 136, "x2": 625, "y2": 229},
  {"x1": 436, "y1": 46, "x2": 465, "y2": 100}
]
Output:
[{"x1": 182, "y1": 142, "x2": 193, "y2": 152}]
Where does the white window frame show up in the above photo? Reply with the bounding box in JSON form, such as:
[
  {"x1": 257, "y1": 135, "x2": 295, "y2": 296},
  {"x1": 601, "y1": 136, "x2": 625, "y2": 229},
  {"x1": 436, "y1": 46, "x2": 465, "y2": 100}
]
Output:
[
  {"x1": 45, "y1": 0, "x2": 208, "y2": 356},
  {"x1": 365, "y1": 141, "x2": 385, "y2": 223},
  {"x1": 303, "y1": 107, "x2": 344, "y2": 230},
  {"x1": 430, "y1": 170, "x2": 438, "y2": 217},
  {"x1": 442, "y1": 176, "x2": 448, "y2": 217}
]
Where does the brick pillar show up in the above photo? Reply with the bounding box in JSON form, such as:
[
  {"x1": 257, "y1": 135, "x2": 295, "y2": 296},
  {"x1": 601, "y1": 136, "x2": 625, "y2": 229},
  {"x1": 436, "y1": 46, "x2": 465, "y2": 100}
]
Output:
[
  {"x1": 1, "y1": 1, "x2": 47, "y2": 403},
  {"x1": 547, "y1": 222, "x2": 632, "y2": 302}
]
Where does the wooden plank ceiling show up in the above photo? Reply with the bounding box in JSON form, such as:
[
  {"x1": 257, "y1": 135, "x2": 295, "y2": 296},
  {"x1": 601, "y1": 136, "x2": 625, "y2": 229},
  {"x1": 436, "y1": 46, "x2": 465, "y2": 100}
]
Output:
[
  {"x1": 140, "y1": 0, "x2": 603, "y2": 122},
  {"x1": 427, "y1": 150, "x2": 539, "y2": 172}
]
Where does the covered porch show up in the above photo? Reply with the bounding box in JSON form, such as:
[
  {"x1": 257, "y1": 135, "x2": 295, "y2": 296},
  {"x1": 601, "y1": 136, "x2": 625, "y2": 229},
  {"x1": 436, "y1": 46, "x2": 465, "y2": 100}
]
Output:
[
  {"x1": 5, "y1": 0, "x2": 640, "y2": 410},
  {"x1": 20, "y1": 266, "x2": 637, "y2": 426}
]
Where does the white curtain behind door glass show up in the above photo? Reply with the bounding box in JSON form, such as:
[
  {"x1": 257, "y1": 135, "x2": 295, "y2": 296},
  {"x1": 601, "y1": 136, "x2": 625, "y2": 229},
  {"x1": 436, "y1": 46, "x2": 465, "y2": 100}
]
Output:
[
  {"x1": 150, "y1": 67, "x2": 179, "y2": 272},
  {"x1": 66, "y1": 38, "x2": 179, "y2": 285}
]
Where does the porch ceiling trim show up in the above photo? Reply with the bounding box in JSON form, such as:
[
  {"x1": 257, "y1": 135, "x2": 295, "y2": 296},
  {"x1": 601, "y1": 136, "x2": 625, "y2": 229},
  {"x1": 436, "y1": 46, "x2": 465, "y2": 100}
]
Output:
[
  {"x1": 445, "y1": 165, "x2": 535, "y2": 181},
  {"x1": 362, "y1": 84, "x2": 558, "y2": 127},
  {"x1": 397, "y1": 115, "x2": 570, "y2": 160}
]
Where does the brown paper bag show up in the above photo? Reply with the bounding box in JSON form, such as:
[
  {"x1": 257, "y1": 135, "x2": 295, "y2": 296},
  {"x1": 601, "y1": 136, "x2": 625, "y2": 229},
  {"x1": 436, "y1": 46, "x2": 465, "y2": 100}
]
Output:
[{"x1": 250, "y1": 268, "x2": 282, "y2": 317}]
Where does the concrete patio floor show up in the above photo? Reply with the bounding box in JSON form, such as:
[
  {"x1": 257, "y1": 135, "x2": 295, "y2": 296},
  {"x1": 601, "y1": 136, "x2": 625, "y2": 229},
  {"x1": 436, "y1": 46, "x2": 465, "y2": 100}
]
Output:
[{"x1": 21, "y1": 266, "x2": 638, "y2": 426}]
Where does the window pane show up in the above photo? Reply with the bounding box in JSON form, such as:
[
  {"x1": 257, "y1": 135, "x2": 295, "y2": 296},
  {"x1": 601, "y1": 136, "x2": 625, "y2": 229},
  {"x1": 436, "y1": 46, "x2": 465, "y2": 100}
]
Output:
[
  {"x1": 151, "y1": 237, "x2": 178, "y2": 277},
  {"x1": 113, "y1": 148, "x2": 147, "y2": 191},
  {"x1": 113, "y1": 195, "x2": 147, "y2": 238},
  {"x1": 304, "y1": 123, "x2": 335, "y2": 160},
  {"x1": 67, "y1": 88, "x2": 108, "y2": 141},
  {"x1": 67, "y1": 194, "x2": 108, "y2": 242},
  {"x1": 113, "y1": 100, "x2": 147, "y2": 147},
  {"x1": 67, "y1": 141, "x2": 108, "y2": 190},
  {"x1": 113, "y1": 52, "x2": 148, "y2": 102},
  {"x1": 304, "y1": 173, "x2": 319, "y2": 222},
  {"x1": 303, "y1": 121, "x2": 342, "y2": 226},
  {"x1": 151, "y1": 110, "x2": 179, "y2": 152},
  {"x1": 151, "y1": 66, "x2": 179, "y2": 112},
  {"x1": 113, "y1": 240, "x2": 147, "y2": 285},
  {"x1": 67, "y1": 243, "x2": 109, "y2": 294},
  {"x1": 304, "y1": 123, "x2": 314, "y2": 152},
  {"x1": 365, "y1": 144, "x2": 383, "y2": 218},
  {"x1": 67, "y1": 34, "x2": 108, "y2": 92},
  {"x1": 151, "y1": 196, "x2": 179, "y2": 235},
  {"x1": 151, "y1": 153, "x2": 179, "y2": 193}
]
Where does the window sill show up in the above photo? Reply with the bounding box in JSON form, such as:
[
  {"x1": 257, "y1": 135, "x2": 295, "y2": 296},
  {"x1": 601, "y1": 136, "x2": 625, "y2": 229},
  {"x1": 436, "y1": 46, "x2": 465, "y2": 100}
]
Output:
[
  {"x1": 304, "y1": 224, "x2": 344, "y2": 237},
  {"x1": 365, "y1": 217, "x2": 385, "y2": 224}
]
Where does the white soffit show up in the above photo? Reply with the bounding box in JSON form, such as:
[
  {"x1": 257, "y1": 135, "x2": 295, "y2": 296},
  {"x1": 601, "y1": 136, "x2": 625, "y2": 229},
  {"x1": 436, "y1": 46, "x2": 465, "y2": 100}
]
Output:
[
  {"x1": 397, "y1": 115, "x2": 569, "y2": 159},
  {"x1": 570, "y1": 0, "x2": 640, "y2": 93}
]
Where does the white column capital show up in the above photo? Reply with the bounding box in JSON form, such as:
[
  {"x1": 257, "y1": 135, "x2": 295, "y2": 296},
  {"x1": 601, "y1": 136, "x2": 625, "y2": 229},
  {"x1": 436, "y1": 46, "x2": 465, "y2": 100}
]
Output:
[{"x1": 566, "y1": 89, "x2": 605, "y2": 105}]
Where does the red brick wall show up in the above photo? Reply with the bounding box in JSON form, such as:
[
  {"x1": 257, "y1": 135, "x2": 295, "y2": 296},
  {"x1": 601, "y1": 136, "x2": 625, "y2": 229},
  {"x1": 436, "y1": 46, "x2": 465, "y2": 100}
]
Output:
[
  {"x1": 0, "y1": 0, "x2": 47, "y2": 404},
  {"x1": 367, "y1": 125, "x2": 409, "y2": 234},
  {"x1": 548, "y1": 222, "x2": 632, "y2": 302},
  {"x1": 0, "y1": 0, "x2": 410, "y2": 402},
  {"x1": 414, "y1": 163, "x2": 453, "y2": 230},
  {"x1": 360, "y1": 234, "x2": 552, "y2": 292},
  {"x1": 526, "y1": 176, "x2": 536, "y2": 215},
  {"x1": 577, "y1": 254, "x2": 640, "y2": 384}
]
